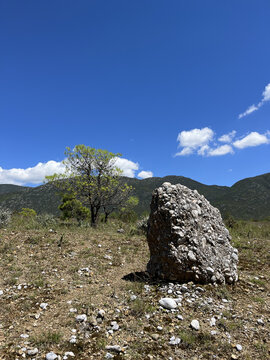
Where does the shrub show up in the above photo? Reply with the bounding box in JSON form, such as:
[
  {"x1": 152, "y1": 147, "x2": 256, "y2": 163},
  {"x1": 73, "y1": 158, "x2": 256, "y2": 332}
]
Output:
[
  {"x1": 137, "y1": 216, "x2": 149, "y2": 234},
  {"x1": 0, "y1": 208, "x2": 12, "y2": 228}
]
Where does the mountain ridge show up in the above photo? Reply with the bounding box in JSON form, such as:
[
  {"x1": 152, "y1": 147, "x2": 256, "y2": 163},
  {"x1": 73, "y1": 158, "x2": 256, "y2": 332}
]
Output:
[{"x1": 0, "y1": 172, "x2": 270, "y2": 220}]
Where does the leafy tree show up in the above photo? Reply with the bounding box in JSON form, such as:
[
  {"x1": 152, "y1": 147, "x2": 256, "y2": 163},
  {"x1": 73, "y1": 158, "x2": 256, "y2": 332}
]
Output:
[
  {"x1": 59, "y1": 193, "x2": 90, "y2": 225},
  {"x1": 46, "y1": 145, "x2": 132, "y2": 227},
  {"x1": 118, "y1": 196, "x2": 139, "y2": 223}
]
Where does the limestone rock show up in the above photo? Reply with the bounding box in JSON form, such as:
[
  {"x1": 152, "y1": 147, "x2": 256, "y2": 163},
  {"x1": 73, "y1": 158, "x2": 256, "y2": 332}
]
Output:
[{"x1": 147, "y1": 182, "x2": 238, "y2": 284}]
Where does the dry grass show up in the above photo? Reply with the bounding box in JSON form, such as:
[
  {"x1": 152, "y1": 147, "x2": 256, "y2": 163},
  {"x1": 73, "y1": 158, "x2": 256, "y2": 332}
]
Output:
[{"x1": 0, "y1": 219, "x2": 269, "y2": 359}]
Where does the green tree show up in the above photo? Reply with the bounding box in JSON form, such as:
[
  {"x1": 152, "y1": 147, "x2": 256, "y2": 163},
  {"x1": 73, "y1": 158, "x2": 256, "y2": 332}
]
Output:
[
  {"x1": 46, "y1": 145, "x2": 132, "y2": 227},
  {"x1": 118, "y1": 196, "x2": 139, "y2": 223},
  {"x1": 59, "y1": 193, "x2": 90, "y2": 225}
]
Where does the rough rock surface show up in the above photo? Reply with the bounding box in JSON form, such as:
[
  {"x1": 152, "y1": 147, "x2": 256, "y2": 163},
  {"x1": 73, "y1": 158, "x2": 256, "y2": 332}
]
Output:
[{"x1": 147, "y1": 182, "x2": 238, "y2": 284}]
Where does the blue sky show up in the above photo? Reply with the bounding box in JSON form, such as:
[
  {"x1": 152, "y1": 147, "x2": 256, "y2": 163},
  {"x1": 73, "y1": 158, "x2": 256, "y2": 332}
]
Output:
[{"x1": 0, "y1": 0, "x2": 270, "y2": 186}]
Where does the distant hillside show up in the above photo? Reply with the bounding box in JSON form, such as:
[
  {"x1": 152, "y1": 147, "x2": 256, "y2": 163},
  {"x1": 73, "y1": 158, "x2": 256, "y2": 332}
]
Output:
[{"x1": 0, "y1": 173, "x2": 270, "y2": 220}]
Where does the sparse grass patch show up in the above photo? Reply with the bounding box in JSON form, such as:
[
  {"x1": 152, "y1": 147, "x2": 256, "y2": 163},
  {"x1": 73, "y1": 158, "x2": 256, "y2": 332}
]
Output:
[{"x1": 30, "y1": 330, "x2": 63, "y2": 348}]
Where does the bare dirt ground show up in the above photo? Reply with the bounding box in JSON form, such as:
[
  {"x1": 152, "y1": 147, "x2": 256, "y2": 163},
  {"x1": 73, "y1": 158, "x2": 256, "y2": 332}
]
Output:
[{"x1": 0, "y1": 221, "x2": 269, "y2": 359}]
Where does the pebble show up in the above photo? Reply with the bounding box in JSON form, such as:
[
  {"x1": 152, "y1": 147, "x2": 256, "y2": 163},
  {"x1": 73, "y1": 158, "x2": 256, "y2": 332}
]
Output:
[
  {"x1": 210, "y1": 317, "x2": 216, "y2": 326},
  {"x1": 0, "y1": 290, "x2": 3, "y2": 295},
  {"x1": 177, "y1": 315, "x2": 183, "y2": 320},
  {"x1": 63, "y1": 352, "x2": 75, "y2": 359},
  {"x1": 169, "y1": 336, "x2": 181, "y2": 345},
  {"x1": 157, "y1": 326, "x2": 163, "y2": 331},
  {"x1": 130, "y1": 295, "x2": 137, "y2": 301},
  {"x1": 69, "y1": 308, "x2": 77, "y2": 313},
  {"x1": 236, "y1": 344, "x2": 242, "y2": 352},
  {"x1": 111, "y1": 321, "x2": 120, "y2": 331},
  {"x1": 190, "y1": 319, "x2": 200, "y2": 330},
  {"x1": 40, "y1": 303, "x2": 48, "y2": 310},
  {"x1": 257, "y1": 318, "x2": 264, "y2": 325},
  {"x1": 105, "y1": 353, "x2": 114, "y2": 359},
  {"x1": 105, "y1": 345, "x2": 122, "y2": 353},
  {"x1": 27, "y1": 348, "x2": 38, "y2": 356},
  {"x1": 46, "y1": 352, "x2": 58, "y2": 360},
  {"x1": 20, "y1": 334, "x2": 29, "y2": 338},
  {"x1": 151, "y1": 334, "x2": 159, "y2": 340},
  {"x1": 159, "y1": 298, "x2": 177, "y2": 310},
  {"x1": 69, "y1": 335, "x2": 77, "y2": 344},
  {"x1": 76, "y1": 314, "x2": 87, "y2": 322}
]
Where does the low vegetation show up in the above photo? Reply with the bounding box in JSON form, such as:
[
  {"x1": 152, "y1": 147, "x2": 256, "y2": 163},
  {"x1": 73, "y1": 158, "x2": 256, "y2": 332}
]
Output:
[{"x1": 0, "y1": 214, "x2": 269, "y2": 359}]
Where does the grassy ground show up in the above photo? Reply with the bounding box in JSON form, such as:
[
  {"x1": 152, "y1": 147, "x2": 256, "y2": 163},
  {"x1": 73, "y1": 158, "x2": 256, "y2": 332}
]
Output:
[{"x1": 0, "y1": 218, "x2": 269, "y2": 359}]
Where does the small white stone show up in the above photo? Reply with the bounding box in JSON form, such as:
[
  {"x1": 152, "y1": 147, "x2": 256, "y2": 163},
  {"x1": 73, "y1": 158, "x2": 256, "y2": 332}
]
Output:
[
  {"x1": 0, "y1": 290, "x2": 3, "y2": 296},
  {"x1": 63, "y1": 351, "x2": 75, "y2": 359},
  {"x1": 105, "y1": 353, "x2": 114, "y2": 359},
  {"x1": 257, "y1": 318, "x2": 264, "y2": 325},
  {"x1": 157, "y1": 326, "x2": 163, "y2": 331},
  {"x1": 169, "y1": 336, "x2": 181, "y2": 345},
  {"x1": 40, "y1": 303, "x2": 48, "y2": 310},
  {"x1": 130, "y1": 295, "x2": 137, "y2": 301},
  {"x1": 20, "y1": 334, "x2": 29, "y2": 339},
  {"x1": 177, "y1": 315, "x2": 183, "y2": 320},
  {"x1": 236, "y1": 344, "x2": 242, "y2": 352},
  {"x1": 69, "y1": 335, "x2": 77, "y2": 344},
  {"x1": 46, "y1": 352, "x2": 58, "y2": 360},
  {"x1": 27, "y1": 348, "x2": 38, "y2": 356},
  {"x1": 76, "y1": 314, "x2": 87, "y2": 322},
  {"x1": 190, "y1": 319, "x2": 200, "y2": 330},
  {"x1": 69, "y1": 308, "x2": 77, "y2": 313},
  {"x1": 210, "y1": 317, "x2": 216, "y2": 326},
  {"x1": 159, "y1": 298, "x2": 177, "y2": 310},
  {"x1": 111, "y1": 321, "x2": 119, "y2": 331}
]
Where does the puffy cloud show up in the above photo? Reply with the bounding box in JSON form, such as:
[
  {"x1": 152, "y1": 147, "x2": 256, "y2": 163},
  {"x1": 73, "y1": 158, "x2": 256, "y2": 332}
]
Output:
[
  {"x1": 208, "y1": 144, "x2": 234, "y2": 156},
  {"x1": 114, "y1": 157, "x2": 139, "y2": 177},
  {"x1": 233, "y1": 132, "x2": 270, "y2": 149},
  {"x1": 138, "y1": 170, "x2": 153, "y2": 179},
  {"x1": 238, "y1": 82, "x2": 270, "y2": 119},
  {"x1": 0, "y1": 157, "x2": 140, "y2": 185},
  {"x1": 176, "y1": 127, "x2": 214, "y2": 156},
  {"x1": 177, "y1": 127, "x2": 214, "y2": 148},
  {"x1": 175, "y1": 127, "x2": 270, "y2": 157},
  {"x1": 262, "y1": 83, "x2": 270, "y2": 102},
  {"x1": 218, "y1": 130, "x2": 236, "y2": 143},
  {"x1": 0, "y1": 161, "x2": 65, "y2": 185},
  {"x1": 197, "y1": 145, "x2": 210, "y2": 156}
]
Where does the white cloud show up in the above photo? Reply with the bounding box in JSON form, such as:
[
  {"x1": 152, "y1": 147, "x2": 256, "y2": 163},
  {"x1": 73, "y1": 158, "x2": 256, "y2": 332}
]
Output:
[
  {"x1": 175, "y1": 147, "x2": 194, "y2": 156},
  {"x1": 114, "y1": 157, "x2": 139, "y2": 177},
  {"x1": 175, "y1": 128, "x2": 270, "y2": 157},
  {"x1": 138, "y1": 170, "x2": 153, "y2": 179},
  {"x1": 177, "y1": 127, "x2": 214, "y2": 148},
  {"x1": 262, "y1": 83, "x2": 270, "y2": 102},
  {"x1": 176, "y1": 127, "x2": 214, "y2": 156},
  {"x1": 0, "y1": 161, "x2": 66, "y2": 185},
  {"x1": 238, "y1": 105, "x2": 258, "y2": 119},
  {"x1": 197, "y1": 145, "x2": 210, "y2": 156},
  {"x1": 233, "y1": 132, "x2": 270, "y2": 149},
  {"x1": 0, "y1": 157, "x2": 140, "y2": 185},
  {"x1": 238, "y1": 82, "x2": 270, "y2": 119},
  {"x1": 208, "y1": 144, "x2": 234, "y2": 156},
  {"x1": 218, "y1": 130, "x2": 236, "y2": 143}
]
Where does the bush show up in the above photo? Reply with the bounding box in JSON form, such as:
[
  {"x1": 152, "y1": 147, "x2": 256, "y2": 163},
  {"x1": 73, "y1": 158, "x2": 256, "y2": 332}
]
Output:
[
  {"x1": 137, "y1": 216, "x2": 149, "y2": 234},
  {"x1": 0, "y1": 208, "x2": 12, "y2": 228}
]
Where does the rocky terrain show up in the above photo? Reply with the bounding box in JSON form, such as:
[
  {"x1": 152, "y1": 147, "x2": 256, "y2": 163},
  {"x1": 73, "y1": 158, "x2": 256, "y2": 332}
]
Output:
[{"x1": 0, "y1": 219, "x2": 269, "y2": 359}]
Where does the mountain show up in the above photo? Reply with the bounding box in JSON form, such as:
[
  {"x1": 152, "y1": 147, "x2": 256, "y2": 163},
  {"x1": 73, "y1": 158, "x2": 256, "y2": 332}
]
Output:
[{"x1": 0, "y1": 173, "x2": 270, "y2": 220}]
